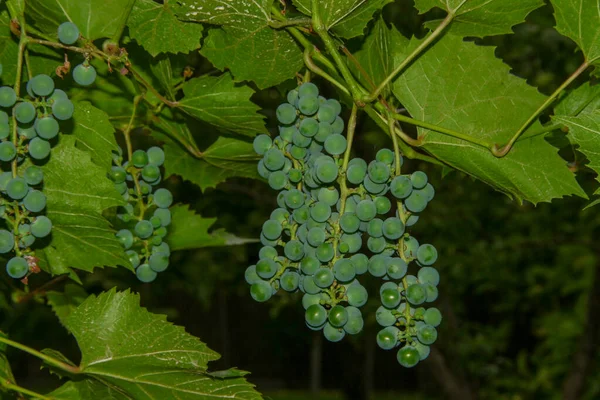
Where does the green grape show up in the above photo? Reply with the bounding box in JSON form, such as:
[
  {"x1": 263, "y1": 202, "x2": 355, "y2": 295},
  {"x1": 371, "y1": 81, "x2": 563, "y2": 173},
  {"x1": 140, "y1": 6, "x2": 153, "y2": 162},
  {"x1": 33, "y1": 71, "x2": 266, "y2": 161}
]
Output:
[
  {"x1": 414, "y1": 342, "x2": 430, "y2": 361},
  {"x1": 333, "y1": 259, "x2": 355, "y2": 282},
  {"x1": 126, "y1": 250, "x2": 140, "y2": 269},
  {"x1": 367, "y1": 218, "x2": 383, "y2": 238},
  {"x1": 405, "y1": 190, "x2": 427, "y2": 213},
  {"x1": 284, "y1": 239, "x2": 304, "y2": 261},
  {"x1": 377, "y1": 326, "x2": 400, "y2": 350},
  {"x1": 6, "y1": 257, "x2": 28, "y2": 279},
  {"x1": 261, "y1": 219, "x2": 282, "y2": 240},
  {"x1": 134, "y1": 220, "x2": 153, "y2": 239},
  {"x1": 344, "y1": 313, "x2": 364, "y2": 335},
  {"x1": 314, "y1": 121, "x2": 332, "y2": 143},
  {"x1": 35, "y1": 116, "x2": 59, "y2": 139},
  {"x1": 278, "y1": 126, "x2": 295, "y2": 143},
  {"x1": 142, "y1": 164, "x2": 160, "y2": 182},
  {"x1": 302, "y1": 275, "x2": 322, "y2": 295},
  {"x1": 0, "y1": 111, "x2": 6, "y2": 124},
  {"x1": 132, "y1": 149, "x2": 148, "y2": 167},
  {"x1": 405, "y1": 275, "x2": 418, "y2": 286},
  {"x1": 136, "y1": 263, "x2": 157, "y2": 283},
  {"x1": 289, "y1": 147, "x2": 306, "y2": 161},
  {"x1": 376, "y1": 306, "x2": 396, "y2": 327},
  {"x1": 31, "y1": 216, "x2": 52, "y2": 238},
  {"x1": 145, "y1": 146, "x2": 165, "y2": 167},
  {"x1": 73, "y1": 64, "x2": 97, "y2": 86},
  {"x1": 406, "y1": 283, "x2": 427, "y2": 305},
  {"x1": 250, "y1": 281, "x2": 273, "y2": 302},
  {"x1": 411, "y1": 171, "x2": 428, "y2": 189},
  {"x1": 305, "y1": 304, "x2": 327, "y2": 327},
  {"x1": 387, "y1": 258, "x2": 408, "y2": 280},
  {"x1": 276, "y1": 103, "x2": 297, "y2": 125},
  {"x1": 350, "y1": 253, "x2": 368, "y2": 275},
  {"x1": 340, "y1": 213, "x2": 360, "y2": 233},
  {"x1": 52, "y1": 98, "x2": 74, "y2": 120},
  {"x1": 419, "y1": 183, "x2": 435, "y2": 202},
  {"x1": 368, "y1": 255, "x2": 388, "y2": 277},
  {"x1": 336, "y1": 233, "x2": 359, "y2": 255},
  {"x1": 58, "y1": 22, "x2": 80, "y2": 45},
  {"x1": 0, "y1": 123, "x2": 9, "y2": 140},
  {"x1": 424, "y1": 283, "x2": 438, "y2": 302},
  {"x1": 347, "y1": 162, "x2": 367, "y2": 185},
  {"x1": 331, "y1": 116, "x2": 344, "y2": 134},
  {"x1": 307, "y1": 227, "x2": 326, "y2": 247},
  {"x1": 268, "y1": 170, "x2": 288, "y2": 190},
  {"x1": 0, "y1": 230, "x2": 14, "y2": 253},
  {"x1": 6, "y1": 178, "x2": 28, "y2": 200},
  {"x1": 324, "y1": 134, "x2": 347, "y2": 156},
  {"x1": 390, "y1": 176, "x2": 413, "y2": 199},
  {"x1": 264, "y1": 148, "x2": 286, "y2": 171},
  {"x1": 381, "y1": 287, "x2": 401, "y2": 309},
  {"x1": 0, "y1": 87, "x2": 17, "y2": 107},
  {"x1": 356, "y1": 200, "x2": 376, "y2": 222},
  {"x1": 30, "y1": 75, "x2": 54, "y2": 97},
  {"x1": 280, "y1": 270, "x2": 300, "y2": 292},
  {"x1": 315, "y1": 243, "x2": 334, "y2": 263},
  {"x1": 0, "y1": 141, "x2": 16, "y2": 162},
  {"x1": 317, "y1": 104, "x2": 337, "y2": 124},
  {"x1": 299, "y1": 117, "x2": 319, "y2": 137},
  {"x1": 23, "y1": 190, "x2": 46, "y2": 212},
  {"x1": 285, "y1": 189, "x2": 305, "y2": 209},
  {"x1": 48, "y1": 88, "x2": 68, "y2": 102},
  {"x1": 424, "y1": 308, "x2": 442, "y2": 327},
  {"x1": 406, "y1": 212, "x2": 419, "y2": 227},
  {"x1": 328, "y1": 305, "x2": 348, "y2": 328},
  {"x1": 302, "y1": 293, "x2": 322, "y2": 310},
  {"x1": 149, "y1": 252, "x2": 169, "y2": 272},
  {"x1": 292, "y1": 129, "x2": 312, "y2": 148},
  {"x1": 363, "y1": 176, "x2": 386, "y2": 195},
  {"x1": 15, "y1": 102, "x2": 36, "y2": 124},
  {"x1": 270, "y1": 208, "x2": 289, "y2": 223},
  {"x1": 258, "y1": 245, "x2": 278, "y2": 260},
  {"x1": 315, "y1": 160, "x2": 338, "y2": 183},
  {"x1": 287, "y1": 89, "x2": 299, "y2": 106},
  {"x1": 301, "y1": 255, "x2": 320, "y2": 275},
  {"x1": 397, "y1": 346, "x2": 420, "y2": 368},
  {"x1": 116, "y1": 229, "x2": 134, "y2": 249},
  {"x1": 317, "y1": 187, "x2": 339, "y2": 206},
  {"x1": 310, "y1": 202, "x2": 331, "y2": 223},
  {"x1": 367, "y1": 236, "x2": 386, "y2": 253},
  {"x1": 298, "y1": 96, "x2": 319, "y2": 116},
  {"x1": 314, "y1": 267, "x2": 334, "y2": 288},
  {"x1": 417, "y1": 244, "x2": 438, "y2": 265},
  {"x1": 376, "y1": 148, "x2": 395, "y2": 165},
  {"x1": 346, "y1": 282, "x2": 368, "y2": 307},
  {"x1": 291, "y1": 206, "x2": 308, "y2": 224},
  {"x1": 288, "y1": 169, "x2": 302, "y2": 184},
  {"x1": 368, "y1": 161, "x2": 390, "y2": 184},
  {"x1": 418, "y1": 266, "x2": 440, "y2": 286},
  {"x1": 298, "y1": 82, "x2": 319, "y2": 98},
  {"x1": 256, "y1": 258, "x2": 278, "y2": 279},
  {"x1": 417, "y1": 324, "x2": 438, "y2": 345},
  {"x1": 374, "y1": 196, "x2": 391, "y2": 215},
  {"x1": 108, "y1": 167, "x2": 126, "y2": 184},
  {"x1": 324, "y1": 98, "x2": 341, "y2": 116},
  {"x1": 245, "y1": 265, "x2": 261, "y2": 285},
  {"x1": 382, "y1": 217, "x2": 405, "y2": 240},
  {"x1": 252, "y1": 135, "x2": 272, "y2": 157},
  {"x1": 403, "y1": 236, "x2": 419, "y2": 259},
  {"x1": 257, "y1": 160, "x2": 270, "y2": 179},
  {"x1": 153, "y1": 188, "x2": 173, "y2": 209},
  {"x1": 114, "y1": 182, "x2": 128, "y2": 195}
]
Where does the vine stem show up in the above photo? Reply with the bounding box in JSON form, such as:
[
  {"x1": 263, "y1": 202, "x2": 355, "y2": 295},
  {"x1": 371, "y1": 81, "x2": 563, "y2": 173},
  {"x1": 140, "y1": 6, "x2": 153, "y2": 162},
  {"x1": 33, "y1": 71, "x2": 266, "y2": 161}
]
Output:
[
  {"x1": 303, "y1": 49, "x2": 350, "y2": 96},
  {"x1": 128, "y1": 66, "x2": 178, "y2": 108},
  {"x1": 492, "y1": 60, "x2": 592, "y2": 157},
  {"x1": 123, "y1": 95, "x2": 146, "y2": 220},
  {"x1": 269, "y1": 17, "x2": 311, "y2": 29},
  {"x1": 27, "y1": 38, "x2": 104, "y2": 59},
  {"x1": 2, "y1": 382, "x2": 51, "y2": 400},
  {"x1": 0, "y1": 336, "x2": 80, "y2": 375},
  {"x1": 362, "y1": 12, "x2": 455, "y2": 103}
]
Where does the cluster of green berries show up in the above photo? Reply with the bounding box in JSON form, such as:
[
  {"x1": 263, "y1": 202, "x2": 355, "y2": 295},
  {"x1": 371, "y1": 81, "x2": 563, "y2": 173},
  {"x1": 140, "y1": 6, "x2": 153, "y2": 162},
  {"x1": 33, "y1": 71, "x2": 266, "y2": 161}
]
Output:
[
  {"x1": 57, "y1": 22, "x2": 97, "y2": 86},
  {"x1": 111, "y1": 147, "x2": 173, "y2": 283},
  {"x1": 246, "y1": 82, "x2": 442, "y2": 367}
]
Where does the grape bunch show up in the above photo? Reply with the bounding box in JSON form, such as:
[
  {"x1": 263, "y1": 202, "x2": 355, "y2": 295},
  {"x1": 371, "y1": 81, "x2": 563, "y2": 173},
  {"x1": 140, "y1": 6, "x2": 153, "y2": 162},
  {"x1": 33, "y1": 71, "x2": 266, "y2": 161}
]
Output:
[
  {"x1": 110, "y1": 146, "x2": 173, "y2": 283},
  {"x1": 0, "y1": 72, "x2": 76, "y2": 279},
  {"x1": 246, "y1": 82, "x2": 442, "y2": 367},
  {"x1": 57, "y1": 22, "x2": 97, "y2": 87}
]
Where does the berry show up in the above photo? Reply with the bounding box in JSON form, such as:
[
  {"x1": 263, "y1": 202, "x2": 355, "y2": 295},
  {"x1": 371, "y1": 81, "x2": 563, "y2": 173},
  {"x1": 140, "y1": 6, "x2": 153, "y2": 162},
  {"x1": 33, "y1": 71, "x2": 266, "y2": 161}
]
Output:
[
  {"x1": 35, "y1": 116, "x2": 60, "y2": 139},
  {"x1": 397, "y1": 346, "x2": 420, "y2": 368},
  {"x1": 15, "y1": 102, "x2": 36, "y2": 124},
  {"x1": 134, "y1": 220, "x2": 153, "y2": 239},
  {"x1": 30, "y1": 75, "x2": 55, "y2": 97},
  {"x1": 23, "y1": 190, "x2": 46, "y2": 212},
  {"x1": 73, "y1": 64, "x2": 97, "y2": 86},
  {"x1": 0, "y1": 87, "x2": 17, "y2": 107},
  {"x1": 149, "y1": 252, "x2": 169, "y2": 272},
  {"x1": 52, "y1": 98, "x2": 74, "y2": 120},
  {"x1": 0, "y1": 142, "x2": 16, "y2": 162},
  {"x1": 29, "y1": 138, "x2": 51, "y2": 159},
  {"x1": 136, "y1": 264, "x2": 157, "y2": 283},
  {"x1": 31, "y1": 216, "x2": 52, "y2": 238},
  {"x1": 0, "y1": 230, "x2": 14, "y2": 253},
  {"x1": 305, "y1": 304, "x2": 327, "y2": 327},
  {"x1": 153, "y1": 188, "x2": 173, "y2": 209},
  {"x1": 24, "y1": 166, "x2": 43, "y2": 185},
  {"x1": 6, "y1": 178, "x2": 28, "y2": 200},
  {"x1": 58, "y1": 22, "x2": 80, "y2": 45},
  {"x1": 276, "y1": 103, "x2": 297, "y2": 125},
  {"x1": 6, "y1": 257, "x2": 28, "y2": 279}
]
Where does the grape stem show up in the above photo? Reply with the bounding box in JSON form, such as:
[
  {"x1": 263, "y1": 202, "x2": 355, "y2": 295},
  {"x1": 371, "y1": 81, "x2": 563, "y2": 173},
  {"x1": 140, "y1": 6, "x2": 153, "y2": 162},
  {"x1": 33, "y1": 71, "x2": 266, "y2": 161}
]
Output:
[
  {"x1": 303, "y1": 50, "x2": 350, "y2": 96},
  {"x1": 123, "y1": 95, "x2": 147, "y2": 220},
  {"x1": 0, "y1": 335, "x2": 80, "y2": 375},
  {"x1": 2, "y1": 382, "x2": 52, "y2": 400}
]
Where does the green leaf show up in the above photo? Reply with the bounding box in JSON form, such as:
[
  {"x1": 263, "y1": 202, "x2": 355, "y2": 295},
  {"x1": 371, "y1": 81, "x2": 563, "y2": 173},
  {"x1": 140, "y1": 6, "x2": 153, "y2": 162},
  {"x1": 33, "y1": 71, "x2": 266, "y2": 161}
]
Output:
[
  {"x1": 58, "y1": 289, "x2": 262, "y2": 399},
  {"x1": 555, "y1": 82, "x2": 600, "y2": 117},
  {"x1": 72, "y1": 102, "x2": 120, "y2": 169},
  {"x1": 163, "y1": 136, "x2": 260, "y2": 191},
  {"x1": 554, "y1": 112, "x2": 600, "y2": 183},
  {"x1": 179, "y1": 74, "x2": 267, "y2": 137},
  {"x1": 48, "y1": 379, "x2": 128, "y2": 399},
  {"x1": 176, "y1": 0, "x2": 303, "y2": 88},
  {"x1": 127, "y1": 0, "x2": 203, "y2": 57},
  {"x1": 150, "y1": 54, "x2": 187, "y2": 101},
  {"x1": 392, "y1": 32, "x2": 586, "y2": 203},
  {"x1": 552, "y1": 0, "x2": 600, "y2": 64},
  {"x1": 26, "y1": 0, "x2": 135, "y2": 41},
  {"x1": 0, "y1": 332, "x2": 16, "y2": 394},
  {"x1": 46, "y1": 283, "x2": 88, "y2": 327},
  {"x1": 167, "y1": 204, "x2": 257, "y2": 251},
  {"x1": 36, "y1": 136, "x2": 129, "y2": 275},
  {"x1": 292, "y1": 0, "x2": 393, "y2": 38},
  {"x1": 413, "y1": 0, "x2": 544, "y2": 37}
]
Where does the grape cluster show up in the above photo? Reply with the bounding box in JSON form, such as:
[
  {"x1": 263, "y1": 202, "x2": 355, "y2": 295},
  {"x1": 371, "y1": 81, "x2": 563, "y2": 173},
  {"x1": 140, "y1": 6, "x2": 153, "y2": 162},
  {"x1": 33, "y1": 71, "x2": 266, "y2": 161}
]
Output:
[
  {"x1": 110, "y1": 146, "x2": 173, "y2": 283},
  {"x1": 246, "y1": 83, "x2": 442, "y2": 367},
  {"x1": 57, "y1": 22, "x2": 97, "y2": 87},
  {"x1": 0, "y1": 72, "x2": 75, "y2": 278}
]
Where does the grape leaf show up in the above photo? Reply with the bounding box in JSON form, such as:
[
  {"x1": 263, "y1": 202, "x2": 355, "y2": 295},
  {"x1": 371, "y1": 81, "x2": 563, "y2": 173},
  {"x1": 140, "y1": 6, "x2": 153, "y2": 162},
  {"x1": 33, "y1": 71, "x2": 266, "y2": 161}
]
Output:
[
  {"x1": 49, "y1": 379, "x2": 128, "y2": 399},
  {"x1": 413, "y1": 0, "x2": 544, "y2": 37},
  {"x1": 26, "y1": 0, "x2": 135, "y2": 41},
  {"x1": 150, "y1": 54, "x2": 187, "y2": 101},
  {"x1": 0, "y1": 332, "x2": 16, "y2": 395},
  {"x1": 168, "y1": 204, "x2": 257, "y2": 251},
  {"x1": 179, "y1": 74, "x2": 267, "y2": 136},
  {"x1": 72, "y1": 102, "x2": 120, "y2": 169},
  {"x1": 46, "y1": 283, "x2": 88, "y2": 327},
  {"x1": 392, "y1": 32, "x2": 586, "y2": 203},
  {"x1": 552, "y1": 0, "x2": 600, "y2": 64},
  {"x1": 127, "y1": 0, "x2": 203, "y2": 57},
  {"x1": 292, "y1": 0, "x2": 393, "y2": 38},
  {"x1": 163, "y1": 136, "x2": 260, "y2": 191},
  {"x1": 176, "y1": 0, "x2": 302, "y2": 88},
  {"x1": 555, "y1": 83, "x2": 600, "y2": 117},
  {"x1": 36, "y1": 136, "x2": 129, "y2": 275},
  {"x1": 57, "y1": 289, "x2": 262, "y2": 399}
]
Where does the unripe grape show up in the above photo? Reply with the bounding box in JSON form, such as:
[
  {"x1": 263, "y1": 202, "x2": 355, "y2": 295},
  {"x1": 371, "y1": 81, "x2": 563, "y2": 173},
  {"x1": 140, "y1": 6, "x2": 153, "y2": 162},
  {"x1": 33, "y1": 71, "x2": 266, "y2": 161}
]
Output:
[
  {"x1": 6, "y1": 257, "x2": 29, "y2": 279},
  {"x1": 136, "y1": 263, "x2": 157, "y2": 283},
  {"x1": 73, "y1": 63, "x2": 97, "y2": 86},
  {"x1": 328, "y1": 305, "x2": 348, "y2": 328},
  {"x1": 30, "y1": 74, "x2": 55, "y2": 97},
  {"x1": 153, "y1": 188, "x2": 173, "y2": 209},
  {"x1": 424, "y1": 308, "x2": 442, "y2": 327},
  {"x1": 276, "y1": 103, "x2": 297, "y2": 125},
  {"x1": 305, "y1": 304, "x2": 327, "y2": 328},
  {"x1": 6, "y1": 178, "x2": 28, "y2": 200},
  {"x1": 376, "y1": 306, "x2": 396, "y2": 327},
  {"x1": 58, "y1": 22, "x2": 80, "y2": 45},
  {"x1": 35, "y1": 116, "x2": 59, "y2": 139},
  {"x1": 0, "y1": 230, "x2": 14, "y2": 253},
  {"x1": 29, "y1": 137, "x2": 51, "y2": 159},
  {"x1": 0, "y1": 141, "x2": 16, "y2": 162},
  {"x1": 149, "y1": 252, "x2": 169, "y2": 272},
  {"x1": 417, "y1": 243, "x2": 438, "y2": 265},
  {"x1": 417, "y1": 324, "x2": 438, "y2": 345},
  {"x1": 31, "y1": 216, "x2": 52, "y2": 238},
  {"x1": 0, "y1": 87, "x2": 17, "y2": 107},
  {"x1": 377, "y1": 326, "x2": 400, "y2": 350},
  {"x1": 397, "y1": 346, "x2": 420, "y2": 368},
  {"x1": 134, "y1": 220, "x2": 153, "y2": 239},
  {"x1": 15, "y1": 102, "x2": 36, "y2": 124},
  {"x1": 23, "y1": 190, "x2": 46, "y2": 212},
  {"x1": 253, "y1": 134, "x2": 272, "y2": 155}
]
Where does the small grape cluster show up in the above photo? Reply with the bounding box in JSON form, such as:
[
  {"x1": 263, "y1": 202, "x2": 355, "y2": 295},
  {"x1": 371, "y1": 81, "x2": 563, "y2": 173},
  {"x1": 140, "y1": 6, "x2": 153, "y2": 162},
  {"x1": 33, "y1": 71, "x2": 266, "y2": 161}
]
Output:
[
  {"x1": 246, "y1": 82, "x2": 442, "y2": 367},
  {"x1": 57, "y1": 22, "x2": 97, "y2": 86},
  {"x1": 111, "y1": 147, "x2": 173, "y2": 283},
  {"x1": 0, "y1": 72, "x2": 75, "y2": 279}
]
